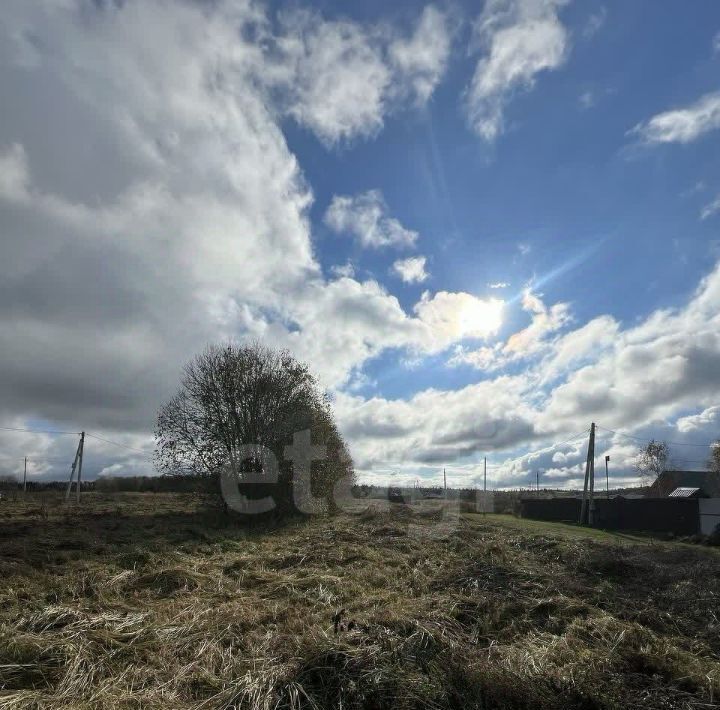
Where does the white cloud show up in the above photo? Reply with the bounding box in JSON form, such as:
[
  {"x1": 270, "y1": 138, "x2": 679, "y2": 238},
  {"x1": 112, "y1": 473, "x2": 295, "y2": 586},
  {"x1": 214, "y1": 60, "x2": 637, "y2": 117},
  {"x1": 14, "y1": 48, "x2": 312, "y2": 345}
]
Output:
[
  {"x1": 506, "y1": 289, "x2": 571, "y2": 353},
  {"x1": 3, "y1": 0, "x2": 720, "y2": 491},
  {"x1": 465, "y1": 0, "x2": 571, "y2": 141},
  {"x1": 392, "y1": 255, "x2": 429, "y2": 283},
  {"x1": 539, "y1": 262, "x2": 720, "y2": 433},
  {"x1": 389, "y1": 5, "x2": 455, "y2": 105},
  {"x1": 582, "y1": 7, "x2": 606, "y2": 39},
  {"x1": 518, "y1": 242, "x2": 532, "y2": 255},
  {"x1": 324, "y1": 190, "x2": 418, "y2": 249},
  {"x1": 488, "y1": 281, "x2": 509, "y2": 289},
  {"x1": 414, "y1": 291, "x2": 504, "y2": 343},
  {"x1": 335, "y1": 375, "x2": 536, "y2": 469},
  {"x1": 276, "y1": 10, "x2": 391, "y2": 145},
  {"x1": 450, "y1": 288, "x2": 570, "y2": 369},
  {"x1": 330, "y1": 262, "x2": 356, "y2": 278},
  {"x1": 676, "y1": 405, "x2": 720, "y2": 435},
  {"x1": 0, "y1": 143, "x2": 30, "y2": 202},
  {"x1": 0, "y1": 0, "x2": 477, "y2": 481},
  {"x1": 345, "y1": 262, "x2": 720, "y2": 485},
  {"x1": 701, "y1": 194, "x2": 720, "y2": 220},
  {"x1": 631, "y1": 91, "x2": 720, "y2": 145},
  {"x1": 713, "y1": 31, "x2": 720, "y2": 54},
  {"x1": 275, "y1": 4, "x2": 453, "y2": 145}
]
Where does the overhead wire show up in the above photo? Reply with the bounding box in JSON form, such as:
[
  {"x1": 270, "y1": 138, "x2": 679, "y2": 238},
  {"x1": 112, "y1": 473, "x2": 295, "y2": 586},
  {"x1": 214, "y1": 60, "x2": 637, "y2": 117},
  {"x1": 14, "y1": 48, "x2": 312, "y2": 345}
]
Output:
[
  {"x1": 596, "y1": 425, "x2": 719, "y2": 449},
  {"x1": 0, "y1": 425, "x2": 81, "y2": 435},
  {"x1": 84, "y1": 432, "x2": 152, "y2": 456}
]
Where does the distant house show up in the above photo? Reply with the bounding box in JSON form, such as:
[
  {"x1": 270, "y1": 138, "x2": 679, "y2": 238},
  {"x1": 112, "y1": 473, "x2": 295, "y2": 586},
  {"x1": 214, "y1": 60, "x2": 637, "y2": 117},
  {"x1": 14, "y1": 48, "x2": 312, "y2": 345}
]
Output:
[{"x1": 648, "y1": 470, "x2": 720, "y2": 498}]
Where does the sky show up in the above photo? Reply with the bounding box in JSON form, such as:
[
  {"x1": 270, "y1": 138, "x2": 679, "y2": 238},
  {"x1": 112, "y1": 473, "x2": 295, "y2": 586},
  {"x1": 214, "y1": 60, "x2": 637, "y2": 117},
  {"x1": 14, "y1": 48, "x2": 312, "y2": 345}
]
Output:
[{"x1": 1, "y1": 0, "x2": 719, "y2": 490}]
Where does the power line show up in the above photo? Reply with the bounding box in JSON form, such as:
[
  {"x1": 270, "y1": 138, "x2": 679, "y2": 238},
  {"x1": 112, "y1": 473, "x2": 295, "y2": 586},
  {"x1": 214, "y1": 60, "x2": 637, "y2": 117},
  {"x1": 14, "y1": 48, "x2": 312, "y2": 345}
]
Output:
[
  {"x1": 490, "y1": 428, "x2": 590, "y2": 471},
  {"x1": 0, "y1": 423, "x2": 152, "y2": 457},
  {"x1": 0, "y1": 455, "x2": 72, "y2": 462},
  {"x1": 596, "y1": 425, "x2": 719, "y2": 448},
  {"x1": 0, "y1": 425, "x2": 81, "y2": 435},
  {"x1": 85, "y1": 432, "x2": 152, "y2": 456}
]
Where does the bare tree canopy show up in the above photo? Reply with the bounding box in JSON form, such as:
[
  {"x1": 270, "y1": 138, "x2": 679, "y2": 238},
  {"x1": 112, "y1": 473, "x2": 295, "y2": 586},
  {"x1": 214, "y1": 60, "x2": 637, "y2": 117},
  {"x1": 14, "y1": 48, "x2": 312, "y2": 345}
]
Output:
[
  {"x1": 634, "y1": 439, "x2": 669, "y2": 484},
  {"x1": 710, "y1": 441, "x2": 720, "y2": 474},
  {"x1": 155, "y1": 343, "x2": 354, "y2": 513}
]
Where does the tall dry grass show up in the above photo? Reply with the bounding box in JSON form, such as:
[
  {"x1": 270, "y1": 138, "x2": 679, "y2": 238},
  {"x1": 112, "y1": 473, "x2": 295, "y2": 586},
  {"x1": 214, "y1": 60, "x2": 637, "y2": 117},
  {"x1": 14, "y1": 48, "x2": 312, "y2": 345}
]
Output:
[{"x1": 0, "y1": 493, "x2": 718, "y2": 708}]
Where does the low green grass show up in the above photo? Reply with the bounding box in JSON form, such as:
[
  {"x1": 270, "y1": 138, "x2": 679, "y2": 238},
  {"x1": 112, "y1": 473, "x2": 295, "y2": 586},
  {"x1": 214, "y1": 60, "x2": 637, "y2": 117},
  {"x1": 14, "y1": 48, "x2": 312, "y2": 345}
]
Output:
[
  {"x1": 466, "y1": 512, "x2": 719, "y2": 548},
  {"x1": 1, "y1": 493, "x2": 718, "y2": 709}
]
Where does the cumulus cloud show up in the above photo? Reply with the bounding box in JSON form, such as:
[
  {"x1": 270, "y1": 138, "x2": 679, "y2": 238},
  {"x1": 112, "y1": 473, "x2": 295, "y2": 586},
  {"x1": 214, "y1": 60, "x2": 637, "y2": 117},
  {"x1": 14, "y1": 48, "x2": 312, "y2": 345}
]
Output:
[
  {"x1": 392, "y1": 255, "x2": 429, "y2": 283},
  {"x1": 505, "y1": 288, "x2": 571, "y2": 355},
  {"x1": 388, "y1": 5, "x2": 455, "y2": 105},
  {"x1": 631, "y1": 91, "x2": 720, "y2": 145},
  {"x1": 0, "y1": 0, "x2": 470, "y2": 481},
  {"x1": 413, "y1": 291, "x2": 504, "y2": 343},
  {"x1": 676, "y1": 405, "x2": 720, "y2": 435},
  {"x1": 465, "y1": 0, "x2": 571, "y2": 141},
  {"x1": 275, "y1": 4, "x2": 453, "y2": 145},
  {"x1": 330, "y1": 262, "x2": 355, "y2": 278},
  {"x1": 335, "y1": 375, "x2": 536, "y2": 469},
  {"x1": 346, "y1": 262, "x2": 720, "y2": 486},
  {"x1": 539, "y1": 264, "x2": 720, "y2": 433},
  {"x1": 701, "y1": 194, "x2": 720, "y2": 220},
  {"x1": 450, "y1": 288, "x2": 570, "y2": 369},
  {"x1": 488, "y1": 281, "x2": 509, "y2": 289},
  {"x1": 324, "y1": 190, "x2": 418, "y2": 248},
  {"x1": 3, "y1": 0, "x2": 719, "y2": 492}
]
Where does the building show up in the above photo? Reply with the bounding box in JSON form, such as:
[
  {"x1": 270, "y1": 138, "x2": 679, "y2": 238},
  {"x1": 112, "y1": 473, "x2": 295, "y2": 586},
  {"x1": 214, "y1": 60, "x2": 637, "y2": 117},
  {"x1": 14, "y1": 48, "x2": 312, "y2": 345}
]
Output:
[
  {"x1": 648, "y1": 470, "x2": 720, "y2": 498},
  {"x1": 668, "y1": 487, "x2": 704, "y2": 498}
]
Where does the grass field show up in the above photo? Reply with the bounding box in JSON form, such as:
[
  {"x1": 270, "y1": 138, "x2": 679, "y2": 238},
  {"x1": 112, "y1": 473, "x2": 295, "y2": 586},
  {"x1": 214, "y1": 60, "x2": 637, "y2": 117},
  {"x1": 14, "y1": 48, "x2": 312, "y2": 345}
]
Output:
[{"x1": 1, "y1": 492, "x2": 719, "y2": 709}]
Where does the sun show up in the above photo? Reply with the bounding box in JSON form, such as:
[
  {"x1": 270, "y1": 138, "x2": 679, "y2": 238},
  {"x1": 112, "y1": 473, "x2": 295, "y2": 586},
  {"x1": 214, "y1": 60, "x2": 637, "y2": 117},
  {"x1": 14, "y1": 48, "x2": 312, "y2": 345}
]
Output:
[{"x1": 458, "y1": 297, "x2": 504, "y2": 338}]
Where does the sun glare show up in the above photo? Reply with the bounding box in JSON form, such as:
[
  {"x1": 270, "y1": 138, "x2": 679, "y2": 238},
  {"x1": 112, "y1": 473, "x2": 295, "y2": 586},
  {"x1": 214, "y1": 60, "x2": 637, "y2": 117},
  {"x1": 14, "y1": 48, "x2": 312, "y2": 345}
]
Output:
[{"x1": 459, "y1": 297, "x2": 504, "y2": 338}]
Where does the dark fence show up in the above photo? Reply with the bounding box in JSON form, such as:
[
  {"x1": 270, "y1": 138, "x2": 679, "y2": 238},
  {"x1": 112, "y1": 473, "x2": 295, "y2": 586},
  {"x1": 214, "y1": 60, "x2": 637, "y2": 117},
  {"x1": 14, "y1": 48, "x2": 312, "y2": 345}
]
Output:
[{"x1": 521, "y1": 496, "x2": 700, "y2": 535}]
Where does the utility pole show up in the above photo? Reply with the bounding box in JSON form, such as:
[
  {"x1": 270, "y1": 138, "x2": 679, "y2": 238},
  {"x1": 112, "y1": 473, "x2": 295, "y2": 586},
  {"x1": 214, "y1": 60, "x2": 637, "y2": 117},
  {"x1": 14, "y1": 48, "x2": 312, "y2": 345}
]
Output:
[
  {"x1": 23, "y1": 457, "x2": 27, "y2": 494},
  {"x1": 536, "y1": 470, "x2": 540, "y2": 495},
  {"x1": 588, "y1": 427, "x2": 596, "y2": 526},
  {"x1": 483, "y1": 457, "x2": 487, "y2": 516},
  {"x1": 580, "y1": 423, "x2": 596, "y2": 525},
  {"x1": 443, "y1": 468, "x2": 447, "y2": 499},
  {"x1": 65, "y1": 432, "x2": 85, "y2": 504},
  {"x1": 76, "y1": 432, "x2": 84, "y2": 503},
  {"x1": 605, "y1": 455, "x2": 610, "y2": 498}
]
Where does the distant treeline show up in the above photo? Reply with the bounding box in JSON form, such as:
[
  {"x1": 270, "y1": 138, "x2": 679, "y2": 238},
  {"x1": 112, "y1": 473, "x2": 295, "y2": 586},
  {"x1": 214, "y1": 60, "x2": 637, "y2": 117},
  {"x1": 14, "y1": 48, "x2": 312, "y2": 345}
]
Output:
[{"x1": 2, "y1": 476, "x2": 648, "y2": 504}]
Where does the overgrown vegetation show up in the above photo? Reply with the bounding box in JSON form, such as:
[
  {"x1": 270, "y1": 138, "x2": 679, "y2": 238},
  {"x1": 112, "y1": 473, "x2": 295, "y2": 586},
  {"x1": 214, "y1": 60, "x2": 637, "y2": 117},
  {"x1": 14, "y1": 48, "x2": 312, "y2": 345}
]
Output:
[
  {"x1": 1, "y1": 493, "x2": 718, "y2": 709},
  {"x1": 635, "y1": 439, "x2": 670, "y2": 484},
  {"x1": 155, "y1": 343, "x2": 354, "y2": 514}
]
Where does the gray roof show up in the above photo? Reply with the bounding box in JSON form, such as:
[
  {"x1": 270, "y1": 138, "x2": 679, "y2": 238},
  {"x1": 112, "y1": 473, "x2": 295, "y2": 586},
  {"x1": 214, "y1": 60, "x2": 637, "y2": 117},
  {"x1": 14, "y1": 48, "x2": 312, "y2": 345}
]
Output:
[
  {"x1": 668, "y1": 487, "x2": 701, "y2": 497},
  {"x1": 650, "y1": 470, "x2": 720, "y2": 497}
]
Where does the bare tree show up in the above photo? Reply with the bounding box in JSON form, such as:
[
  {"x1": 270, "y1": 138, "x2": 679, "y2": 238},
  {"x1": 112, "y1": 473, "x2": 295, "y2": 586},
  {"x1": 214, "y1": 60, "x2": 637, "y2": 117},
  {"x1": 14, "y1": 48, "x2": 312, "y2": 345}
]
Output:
[
  {"x1": 634, "y1": 439, "x2": 669, "y2": 484},
  {"x1": 709, "y1": 441, "x2": 720, "y2": 474},
  {"x1": 155, "y1": 343, "x2": 354, "y2": 513}
]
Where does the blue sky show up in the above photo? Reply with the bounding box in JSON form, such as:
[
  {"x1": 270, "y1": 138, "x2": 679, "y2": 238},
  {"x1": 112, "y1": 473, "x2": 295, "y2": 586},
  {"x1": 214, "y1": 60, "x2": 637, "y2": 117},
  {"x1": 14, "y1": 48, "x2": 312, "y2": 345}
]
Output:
[{"x1": 0, "y1": 0, "x2": 719, "y2": 488}]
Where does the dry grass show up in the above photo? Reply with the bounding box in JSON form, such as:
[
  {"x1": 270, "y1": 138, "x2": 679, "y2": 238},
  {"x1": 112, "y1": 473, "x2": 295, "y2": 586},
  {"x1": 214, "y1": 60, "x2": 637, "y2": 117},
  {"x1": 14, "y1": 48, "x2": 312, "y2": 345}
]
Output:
[{"x1": 0, "y1": 493, "x2": 719, "y2": 709}]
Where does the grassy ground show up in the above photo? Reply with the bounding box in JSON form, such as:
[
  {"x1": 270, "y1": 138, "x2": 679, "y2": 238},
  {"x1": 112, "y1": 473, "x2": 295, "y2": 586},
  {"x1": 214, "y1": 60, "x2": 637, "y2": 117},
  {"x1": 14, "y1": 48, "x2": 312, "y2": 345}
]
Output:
[{"x1": 0, "y1": 493, "x2": 719, "y2": 709}]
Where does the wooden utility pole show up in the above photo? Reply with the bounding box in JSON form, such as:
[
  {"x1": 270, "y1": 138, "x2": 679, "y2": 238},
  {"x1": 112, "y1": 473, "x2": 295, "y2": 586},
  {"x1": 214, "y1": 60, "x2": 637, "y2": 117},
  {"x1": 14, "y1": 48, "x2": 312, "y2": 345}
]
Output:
[
  {"x1": 65, "y1": 432, "x2": 85, "y2": 504},
  {"x1": 536, "y1": 470, "x2": 540, "y2": 495},
  {"x1": 483, "y1": 457, "x2": 487, "y2": 516},
  {"x1": 580, "y1": 423, "x2": 596, "y2": 525},
  {"x1": 443, "y1": 468, "x2": 447, "y2": 495},
  {"x1": 588, "y1": 426, "x2": 596, "y2": 526},
  {"x1": 23, "y1": 457, "x2": 27, "y2": 494},
  {"x1": 76, "y1": 432, "x2": 84, "y2": 503},
  {"x1": 605, "y1": 455, "x2": 610, "y2": 498}
]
